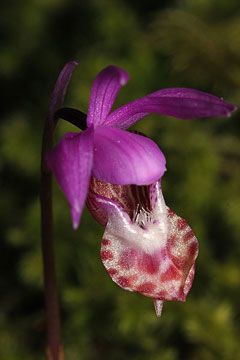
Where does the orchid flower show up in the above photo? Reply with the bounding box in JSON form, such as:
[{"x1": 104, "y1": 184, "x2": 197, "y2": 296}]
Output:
[
  {"x1": 46, "y1": 62, "x2": 235, "y2": 316},
  {"x1": 46, "y1": 62, "x2": 235, "y2": 229},
  {"x1": 87, "y1": 177, "x2": 198, "y2": 316}
]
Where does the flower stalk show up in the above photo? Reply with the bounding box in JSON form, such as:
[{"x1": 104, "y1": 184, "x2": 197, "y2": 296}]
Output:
[
  {"x1": 40, "y1": 61, "x2": 79, "y2": 360},
  {"x1": 40, "y1": 114, "x2": 63, "y2": 360}
]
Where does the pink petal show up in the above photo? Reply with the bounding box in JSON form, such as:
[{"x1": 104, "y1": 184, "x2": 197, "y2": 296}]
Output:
[
  {"x1": 105, "y1": 88, "x2": 236, "y2": 129},
  {"x1": 46, "y1": 127, "x2": 94, "y2": 229},
  {"x1": 48, "y1": 61, "x2": 78, "y2": 123},
  {"x1": 92, "y1": 127, "x2": 166, "y2": 185},
  {"x1": 87, "y1": 65, "x2": 129, "y2": 128}
]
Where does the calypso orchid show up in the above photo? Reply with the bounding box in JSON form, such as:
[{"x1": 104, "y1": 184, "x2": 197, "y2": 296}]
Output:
[{"x1": 46, "y1": 61, "x2": 236, "y2": 316}]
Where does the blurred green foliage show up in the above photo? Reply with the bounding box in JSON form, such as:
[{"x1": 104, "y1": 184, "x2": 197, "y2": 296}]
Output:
[{"x1": 1, "y1": 0, "x2": 240, "y2": 359}]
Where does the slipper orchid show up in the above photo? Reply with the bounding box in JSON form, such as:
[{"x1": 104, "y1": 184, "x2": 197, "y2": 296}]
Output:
[
  {"x1": 87, "y1": 177, "x2": 198, "y2": 316},
  {"x1": 46, "y1": 62, "x2": 235, "y2": 229}
]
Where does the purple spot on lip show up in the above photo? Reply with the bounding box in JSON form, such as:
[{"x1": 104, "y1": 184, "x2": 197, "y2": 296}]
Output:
[
  {"x1": 119, "y1": 248, "x2": 137, "y2": 269},
  {"x1": 139, "y1": 253, "x2": 159, "y2": 274}
]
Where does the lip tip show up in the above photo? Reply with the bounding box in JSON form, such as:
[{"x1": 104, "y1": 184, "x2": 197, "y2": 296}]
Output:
[{"x1": 154, "y1": 299, "x2": 164, "y2": 317}]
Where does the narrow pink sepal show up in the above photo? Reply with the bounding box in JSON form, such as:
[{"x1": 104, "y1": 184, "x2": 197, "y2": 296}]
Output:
[
  {"x1": 87, "y1": 65, "x2": 129, "y2": 128},
  {"x1": 48, "y1": 61, "x2": 78, "y2": 123},
  {"x1": 105, "y1": 87, "x2": 236, "y2": 129},
  {"x1": 46, "y1": 127, "x2": 94, "y2": 228}
]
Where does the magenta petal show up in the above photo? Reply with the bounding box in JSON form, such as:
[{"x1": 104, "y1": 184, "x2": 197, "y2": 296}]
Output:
[
  {"x1": 48, "y1": 61, "x2": 78, "y2": 123},
  {"x1": 87, "y1": 65, "x2": 129, "y2": 128},
  {"x1": 105, "y1": 87, "x2": 236, "y2": 129},
  {"x1": 92, "y1": 127, "x2": 166, "y2": 185},
  {"x1": 46, "y1": 127, "x2": 94, "y2": 229}
]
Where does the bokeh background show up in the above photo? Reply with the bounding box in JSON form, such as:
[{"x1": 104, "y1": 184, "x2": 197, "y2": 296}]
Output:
[{"x1": 1, "y1": 0, "x2": 240, "y2": 359}]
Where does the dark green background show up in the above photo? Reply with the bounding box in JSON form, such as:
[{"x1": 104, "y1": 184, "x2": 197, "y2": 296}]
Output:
[{"x1": 1, "y1": 0, "x2": 240, "y2": 359}]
